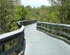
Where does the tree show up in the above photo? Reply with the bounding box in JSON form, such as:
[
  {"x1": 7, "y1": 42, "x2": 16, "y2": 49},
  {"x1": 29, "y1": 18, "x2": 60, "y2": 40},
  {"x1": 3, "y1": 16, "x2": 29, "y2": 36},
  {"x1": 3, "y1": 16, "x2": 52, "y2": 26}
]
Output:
[
  {"x1": 49, "y1": 0, "x2": 70, "y2": 23},
  {"x1": 0, "y1": 0, "x2": 19, "y2": 33}
]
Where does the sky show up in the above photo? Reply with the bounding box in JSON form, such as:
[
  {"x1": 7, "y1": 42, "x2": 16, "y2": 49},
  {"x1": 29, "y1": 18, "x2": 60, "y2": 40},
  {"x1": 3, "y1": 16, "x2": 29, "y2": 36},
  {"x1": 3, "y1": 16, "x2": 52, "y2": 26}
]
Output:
[{"x1": 20, "y1": 0, "x2": 51, "y2": 7}]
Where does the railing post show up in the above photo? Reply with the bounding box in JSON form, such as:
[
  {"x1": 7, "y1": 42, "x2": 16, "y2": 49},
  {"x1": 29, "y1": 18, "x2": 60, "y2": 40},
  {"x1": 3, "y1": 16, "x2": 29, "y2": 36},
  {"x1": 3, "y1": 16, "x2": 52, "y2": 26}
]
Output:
[
  {"x1": 21, "y1": 30, "x2": 25, "y2": 55},
  {"x1": 2, "y1": 44, "x2": 5, "y2": 52}
]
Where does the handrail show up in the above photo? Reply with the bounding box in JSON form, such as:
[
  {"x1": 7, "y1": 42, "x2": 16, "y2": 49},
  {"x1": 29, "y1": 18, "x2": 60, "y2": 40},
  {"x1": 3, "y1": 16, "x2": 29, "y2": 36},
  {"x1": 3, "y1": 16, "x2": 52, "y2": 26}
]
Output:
[
  {"x1": 37, "y1": 21, "x2": 70, "y2": 28},
  {"x1": 0, "y1": 20, "x2": 36, "y2": 55},
  {"x1": 0, "y1": 26, "x2": 24, "y2": 40},
  {"x1": 37, "y1": 21, "x2": 70, "y2": 44},
  {"x1": 18, "y1": 20, "x2": 36, "y2": 26}
]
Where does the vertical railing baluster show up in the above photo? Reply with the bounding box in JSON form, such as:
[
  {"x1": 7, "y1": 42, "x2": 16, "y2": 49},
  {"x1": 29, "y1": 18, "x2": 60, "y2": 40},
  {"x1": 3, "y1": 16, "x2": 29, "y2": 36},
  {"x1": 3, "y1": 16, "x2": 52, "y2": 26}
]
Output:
[{"x1": 2, "y1": 44, "x2": 5, "y2": 53}]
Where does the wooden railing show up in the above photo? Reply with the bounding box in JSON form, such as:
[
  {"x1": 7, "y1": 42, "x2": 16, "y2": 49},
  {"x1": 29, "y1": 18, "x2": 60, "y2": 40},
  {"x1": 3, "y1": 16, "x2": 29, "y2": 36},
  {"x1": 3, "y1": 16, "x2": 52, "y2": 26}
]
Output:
[
  {"x1": 37, "y1": 21, "x2": 70, "y2": 44},
  {"x1": 0, "y1": 20, "x2": 36, "y2": 55}
]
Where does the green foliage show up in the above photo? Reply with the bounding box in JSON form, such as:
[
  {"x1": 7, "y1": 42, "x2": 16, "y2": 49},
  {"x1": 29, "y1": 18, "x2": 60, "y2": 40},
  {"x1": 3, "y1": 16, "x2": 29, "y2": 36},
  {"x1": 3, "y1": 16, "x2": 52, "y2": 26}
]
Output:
[
  {"x1": 0, "y1": 0, "x2": 15, "y2": 33},
  {"x1": 0, "y1": 0, "x2": 27, "y2": 34},
  {"x1": 0, "y1": 0, "x2": 70, "y2": 34},
  {"x1": 49, "y1": 0, "x2": 70, "y2": 24},
  {"x1": 24, "y1": 5, "x2": 60, "y2": 23},
  {"x1": 15, "y1": 6, "x2": 28, "y2": 21}
]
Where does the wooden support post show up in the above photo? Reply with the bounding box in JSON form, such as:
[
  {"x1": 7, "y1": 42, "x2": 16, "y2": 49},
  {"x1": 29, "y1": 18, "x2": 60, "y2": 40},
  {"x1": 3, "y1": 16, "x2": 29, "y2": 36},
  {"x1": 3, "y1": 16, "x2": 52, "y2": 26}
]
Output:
[{"x1": 2, "y1": 44, "x2": 5, "y2": 52}]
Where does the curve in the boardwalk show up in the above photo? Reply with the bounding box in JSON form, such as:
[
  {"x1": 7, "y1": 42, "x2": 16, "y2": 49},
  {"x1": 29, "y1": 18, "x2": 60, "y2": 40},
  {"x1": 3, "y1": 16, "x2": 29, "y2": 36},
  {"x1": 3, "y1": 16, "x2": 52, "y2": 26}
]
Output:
[{"x1": 24, "y1": 23, "x2": 70, "y2": 55}]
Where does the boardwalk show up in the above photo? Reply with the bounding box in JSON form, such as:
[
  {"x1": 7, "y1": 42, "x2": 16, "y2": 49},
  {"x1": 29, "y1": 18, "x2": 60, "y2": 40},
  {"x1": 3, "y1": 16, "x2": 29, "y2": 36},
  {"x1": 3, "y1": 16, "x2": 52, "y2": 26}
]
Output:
[{"x1": 24, "y1": 23, "x2": 70, "y2": 55}]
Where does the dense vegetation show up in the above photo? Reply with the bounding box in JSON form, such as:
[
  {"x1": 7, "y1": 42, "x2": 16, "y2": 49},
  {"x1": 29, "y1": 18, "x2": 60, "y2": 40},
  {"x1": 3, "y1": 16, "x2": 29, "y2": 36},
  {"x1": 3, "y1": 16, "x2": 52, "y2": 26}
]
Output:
[
  {"x1": 24, "y1": 0, "x2": 70, "y2": 23},
  {"x1": 0, "y1": 0, "x2": 16, "y2": 34},
  {"x1": 0, "y1": 0, "x2": 70, "y2": 34},
  {"x1": 49, "y1": 0, "x2": 70, "y2": 23}
]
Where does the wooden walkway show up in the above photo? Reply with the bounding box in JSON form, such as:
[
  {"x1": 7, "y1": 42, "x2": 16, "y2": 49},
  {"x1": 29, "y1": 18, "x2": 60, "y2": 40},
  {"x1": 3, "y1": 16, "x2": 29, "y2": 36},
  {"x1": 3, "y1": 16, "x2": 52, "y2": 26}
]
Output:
[{"x1": 24, "y1": 23, "x2": 70, "y2": 55}]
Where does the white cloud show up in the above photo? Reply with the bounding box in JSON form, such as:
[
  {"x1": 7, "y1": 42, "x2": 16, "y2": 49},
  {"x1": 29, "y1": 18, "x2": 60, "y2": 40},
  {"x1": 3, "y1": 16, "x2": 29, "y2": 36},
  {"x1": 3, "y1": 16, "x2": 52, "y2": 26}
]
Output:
[{"x1": 20, "y1": 0, "x2": 51, "y2": 7}]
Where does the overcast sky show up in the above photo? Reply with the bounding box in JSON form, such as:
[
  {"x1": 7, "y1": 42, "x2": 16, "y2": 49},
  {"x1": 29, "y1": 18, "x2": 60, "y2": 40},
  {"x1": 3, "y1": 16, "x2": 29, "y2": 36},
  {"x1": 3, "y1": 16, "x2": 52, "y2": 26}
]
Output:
[{"x1": 20, "y1": 0, "x2": 51, "y2": 7}]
